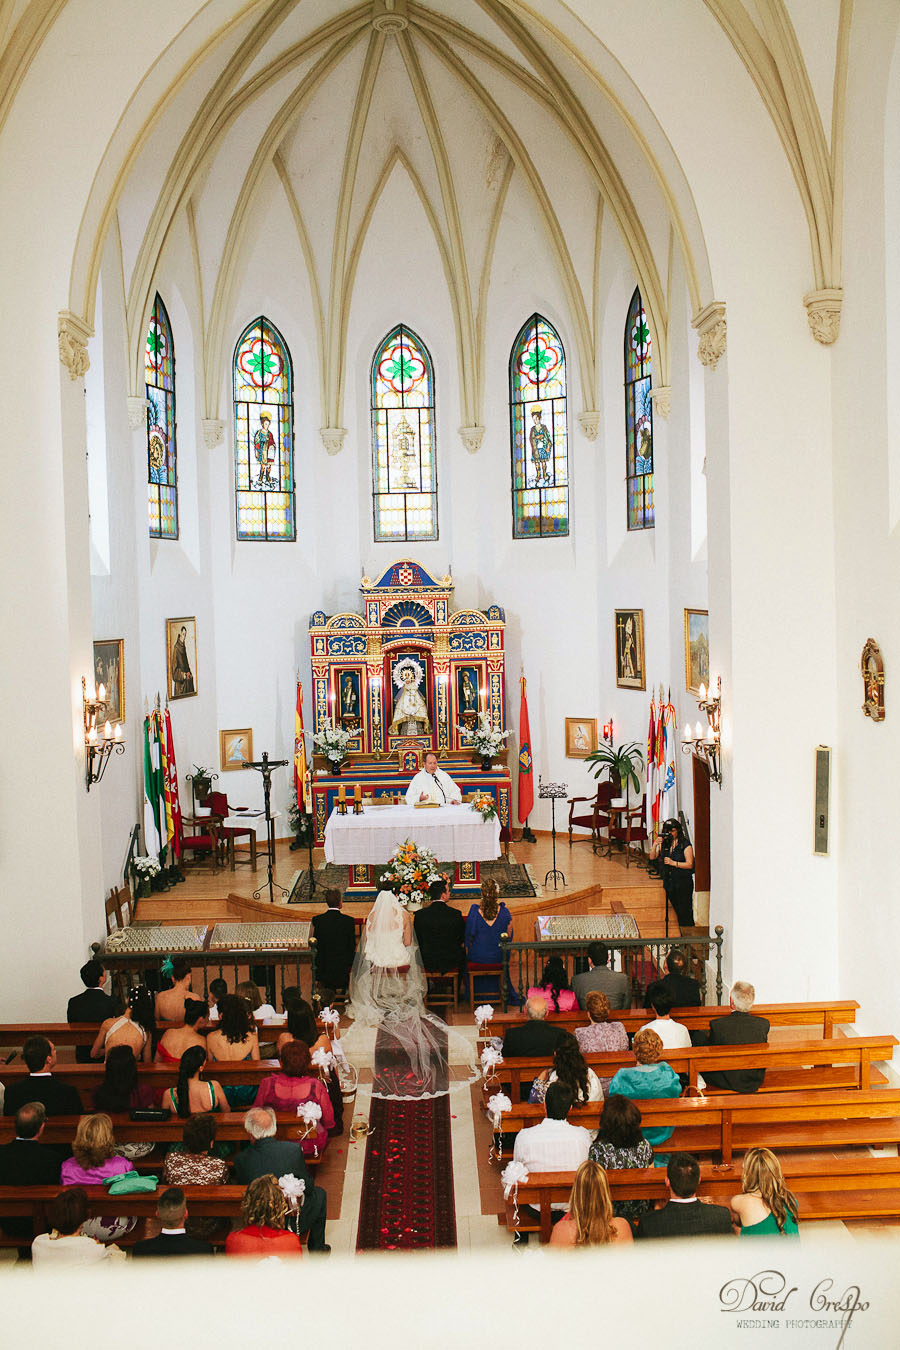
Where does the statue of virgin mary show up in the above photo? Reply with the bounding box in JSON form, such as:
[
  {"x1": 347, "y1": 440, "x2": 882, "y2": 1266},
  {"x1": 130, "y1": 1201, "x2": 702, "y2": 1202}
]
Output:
[{"x1": 388, "y1": 657, "x2": 430, "y2": 735}]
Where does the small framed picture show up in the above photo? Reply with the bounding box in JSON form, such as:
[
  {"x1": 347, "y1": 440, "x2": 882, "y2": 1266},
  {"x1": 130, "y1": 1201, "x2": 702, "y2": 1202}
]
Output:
[
  {"x1": 565, "y1": 717, "x2": 597, "y2": 758},
  {"x1": 166, "y1": 617, "x2": 197, "y2": 700},
  {"x1": 93, "y1": 639, "x2": 125, "y2": 725},
  {"x1": 684, "y1": 609, "x2": 710, "y2": 694},
  {"x1": 220, "y1": 728, "x2": 253, "y2": 771},
  {"x1": 615, "y1": 609, "x2": 645, "y2": 690}
]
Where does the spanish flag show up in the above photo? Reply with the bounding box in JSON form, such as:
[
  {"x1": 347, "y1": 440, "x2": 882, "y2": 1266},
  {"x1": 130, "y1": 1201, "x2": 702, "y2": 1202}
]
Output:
[
  {"x1": 294, "y1": 679, "x2": 310, "y2": 812},
  {"x1": 517, "y1": 675, "x2": 534, "y2": 823}
]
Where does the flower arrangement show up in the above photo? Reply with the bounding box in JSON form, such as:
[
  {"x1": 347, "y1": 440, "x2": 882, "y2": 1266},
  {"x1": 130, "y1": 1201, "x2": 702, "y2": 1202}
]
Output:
[
  {"x1": 458, "y1": 709, "x2": 510, "y2": 760},
  {"x1": 470, "y1": 791, "x2": 497, "y2": 821},
  {"x1": 380, "y1": 839, "x2": 450, "y2": 910},
  {"x1": 133, "y1": 856, "x2": 161, "y2": 878},
  {"x1": 313, "y1": 718, "x2": 351, "y2": 765}
]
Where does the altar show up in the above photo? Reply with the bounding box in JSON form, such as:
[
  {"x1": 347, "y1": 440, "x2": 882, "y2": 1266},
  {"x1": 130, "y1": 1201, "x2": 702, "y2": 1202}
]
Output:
[
  {"x1": 324, "y1": 801, "x2": 501, "y2": 894},
  {"x1": 308, "y1": 559, "x2": 512, "y2": 847}
]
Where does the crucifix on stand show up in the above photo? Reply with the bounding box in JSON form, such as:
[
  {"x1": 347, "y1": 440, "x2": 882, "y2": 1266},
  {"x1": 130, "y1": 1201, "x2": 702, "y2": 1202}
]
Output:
[
  {"x1": 538, "y1": 776, "x2": 568, "y2": 890},
  {"x1": 241, "y1": 751, "x2": 290, "y2": 904}
]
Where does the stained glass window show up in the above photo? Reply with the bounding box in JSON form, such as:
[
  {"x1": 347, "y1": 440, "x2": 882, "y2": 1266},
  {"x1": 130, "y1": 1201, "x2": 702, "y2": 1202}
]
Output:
[
  {"x1": 145, "y1": 293, "x2": 177, "y2": 539},
  {"x1": 625, "y1": 287, "x2": 654, "y2": 530},
  {"x1": 233, "y1": 317, "x2": 295, "y2": 541},
  {"x1": 509, "y1": 314, "x2": 569, "y2": 538},
  {"x1": 371, "y1": 325, "x2": 437, "y2": 542}
]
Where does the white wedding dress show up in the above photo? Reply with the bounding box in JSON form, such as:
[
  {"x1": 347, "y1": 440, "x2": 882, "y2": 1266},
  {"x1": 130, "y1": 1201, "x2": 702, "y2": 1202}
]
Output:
[{"x1": 344, "y1": 890, "x2": 478, "y2": 1100}]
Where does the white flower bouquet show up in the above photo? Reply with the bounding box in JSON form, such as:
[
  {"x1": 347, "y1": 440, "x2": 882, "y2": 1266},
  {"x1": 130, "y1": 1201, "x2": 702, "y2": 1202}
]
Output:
[
  {"x1": 313, "y1": 718, "x2": 351, "y2": 764},
  {"x1": 458, "y1": 709, "x2": 510, "y2": 760},
  {"x1": 133, "y1": 855, "x2": 161, "y2": 878}
]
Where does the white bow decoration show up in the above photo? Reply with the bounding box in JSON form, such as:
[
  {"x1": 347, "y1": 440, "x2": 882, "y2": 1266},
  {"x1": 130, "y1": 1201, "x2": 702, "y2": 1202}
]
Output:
[
  {"x1": 296, "y1": 1099, "x2": 323, "y2": 1156},
  {"x1": 319, "y1": 1006, "x2": 340, "y2": 1028},
  {"x1": 501, "y1": 1160, "x2": 529, "y2": 1228},
  {"x1": 480, "y1": 1045, "x2": 503, "y2": 1082},
  {"x1": 277, "y1": 1173, "x2": 306, "y2": 1213},
  {"x1": 474, "y1": 1004, "x2": 495, "y2": 1031},
  {"x1": 487, "y1": 1090, "x2": 511, "y2": 1165},
  {"x1": 312, "y1": 1047, "x2": 336, "y2": 1077}
]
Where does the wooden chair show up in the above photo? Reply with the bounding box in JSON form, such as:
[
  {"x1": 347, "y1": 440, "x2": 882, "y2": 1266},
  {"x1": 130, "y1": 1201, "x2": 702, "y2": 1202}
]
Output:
[
  {"x1": 567, "y1": 780, "x2": 613, "y2": 850},
  {"x1": 424, "y1": 969, "x2": 460, "y2": 1011},
  {"x1": 117, "y1": 886, "x2": 133, "y2": 925},
  {"x1": 204, "y1": 790, "x2": 257, "y2": 871},
  {"x1": 610, "y1": 796, "x2": 650, "y2": 868},
  {"x1": 467, "y1": 963, "x2": 504, "y2": 1008},
  {"x1": 105, "y1": 889, "x2": 122, "y2": 935},
  {"x1": 180, "y1": 815, "x2": 219, "y2": 871}
]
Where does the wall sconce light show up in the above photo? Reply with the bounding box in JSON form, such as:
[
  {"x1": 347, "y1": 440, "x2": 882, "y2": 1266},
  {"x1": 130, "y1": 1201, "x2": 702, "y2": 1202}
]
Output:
[
  {"x1": 681, "y1": 676, "x2": 722, "y2": 787},
  {"x1": 602, "y1": 718, "x2": 614, "y2": 745},
  {"x1": 83, "y1": 677, "x2": 125, "y2": 790}
]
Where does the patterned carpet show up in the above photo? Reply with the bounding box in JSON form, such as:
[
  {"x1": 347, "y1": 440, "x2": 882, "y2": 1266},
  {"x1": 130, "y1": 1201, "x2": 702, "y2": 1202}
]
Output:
[
  {"x1": 356, "y1": 1024, "x2": 456, "y2": 1250},
  {"x1": 288, "y1": 857, "x2": 537, "y2": 903}
]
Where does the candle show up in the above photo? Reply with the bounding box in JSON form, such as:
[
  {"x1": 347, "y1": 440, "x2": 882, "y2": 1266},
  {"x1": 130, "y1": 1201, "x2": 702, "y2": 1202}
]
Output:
[
  {"x1": 698, "y1": 681, "x2": 707, "y2": 702},
  {"x1": 338, "y1": 783, "x2": 346, "y2": 800},
  {"x1": 114, "y1": 723, "x2": 122, "y2": 741},
  {"x1": 98, "y1": 682, "x2": 106, "y2": 702},
  {"x1": 354, "y1": 783, "x2": 361, "y2": 801},
  {"x1": 103, "y1": 720, "x2": 112, "y2": 740}
]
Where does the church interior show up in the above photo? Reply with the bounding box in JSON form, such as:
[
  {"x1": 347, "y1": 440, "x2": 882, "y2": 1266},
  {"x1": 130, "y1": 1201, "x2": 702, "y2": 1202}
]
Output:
[{"x1": 2, "y1": 0, "x2": 900, "y2": 1332}]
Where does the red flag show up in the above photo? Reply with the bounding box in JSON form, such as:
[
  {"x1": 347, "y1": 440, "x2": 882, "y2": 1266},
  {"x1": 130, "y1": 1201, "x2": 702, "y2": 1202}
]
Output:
[
  {"x1": 294, "y1": 680, "x2": 310, "y2": 812},
  {"x1": 163, "y1": 707, "x2": 183, "y2": 860},
  {"x1": 517, "y1": 675, "x2": 534, "y2": 823}
]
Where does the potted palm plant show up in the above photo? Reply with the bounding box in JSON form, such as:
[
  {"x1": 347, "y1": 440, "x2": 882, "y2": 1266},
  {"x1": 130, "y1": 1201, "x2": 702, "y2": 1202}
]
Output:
[{"x1": 584, "y1": 741, "x2": 644, "y2": 806}]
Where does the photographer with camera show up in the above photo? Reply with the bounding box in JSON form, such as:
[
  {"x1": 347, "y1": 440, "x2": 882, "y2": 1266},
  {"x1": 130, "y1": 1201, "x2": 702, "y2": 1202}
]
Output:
[{"x1": 649, "y1": 818, "x2": 694, "y2": 929}]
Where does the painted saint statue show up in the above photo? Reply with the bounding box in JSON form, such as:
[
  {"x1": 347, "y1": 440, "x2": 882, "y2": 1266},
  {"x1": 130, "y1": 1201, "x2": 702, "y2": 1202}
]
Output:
[
  {"x1": 529, "y1": 405, "x2": 553, "y2": 485},
  {"x1": 389, "y1": 661, "x2": 430, "y2": 736}
]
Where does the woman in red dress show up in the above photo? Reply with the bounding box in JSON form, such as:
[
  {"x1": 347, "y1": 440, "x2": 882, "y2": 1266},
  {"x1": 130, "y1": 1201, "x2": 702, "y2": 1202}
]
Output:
[
  {"x1": 252, "y1": 1040, "x2": 334, "y2": 1156},
  {"x1": 225, "y1": 1175, "x2": 302, "y2": 1258}
]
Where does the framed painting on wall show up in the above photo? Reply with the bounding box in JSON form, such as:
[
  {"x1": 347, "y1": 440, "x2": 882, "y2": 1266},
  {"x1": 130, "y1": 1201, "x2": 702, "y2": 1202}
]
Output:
[
  {"x1": 220, "y1": 728, "x2": 253, "y2": 771},
  {"x1": 565, "y1": 717, "x2": 597, "y2": 758},
  {"x1": 166, "y1": 617, "x2": 198, "y2": 700},
  {"x1": 684, "y1": 609, "x2": 710, "y2": 694},
  {"x1": 93, "y1": 639, "x2": 124, "y2": 724},
  {"x1": 615, "y1": 609, "x2": 645, "y2": 690}
]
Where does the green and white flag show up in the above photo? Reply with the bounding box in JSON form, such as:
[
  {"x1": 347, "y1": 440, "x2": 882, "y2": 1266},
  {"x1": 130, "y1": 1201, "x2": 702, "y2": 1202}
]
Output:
[{"x1": 143, "y1": 713, "x2": 162, "y2": 861}]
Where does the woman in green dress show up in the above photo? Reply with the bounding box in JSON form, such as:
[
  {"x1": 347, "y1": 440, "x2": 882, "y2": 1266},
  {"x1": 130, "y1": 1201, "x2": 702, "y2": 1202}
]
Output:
[{"x1": 730, "y1": 1147, "x2": 799, "y2": 1236}]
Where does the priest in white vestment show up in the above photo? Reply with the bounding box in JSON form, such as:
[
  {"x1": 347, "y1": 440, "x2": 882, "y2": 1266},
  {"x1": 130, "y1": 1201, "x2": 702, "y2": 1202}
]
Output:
[{"x1": 405, "y1": 751, "x2": 462, "y2": 806}]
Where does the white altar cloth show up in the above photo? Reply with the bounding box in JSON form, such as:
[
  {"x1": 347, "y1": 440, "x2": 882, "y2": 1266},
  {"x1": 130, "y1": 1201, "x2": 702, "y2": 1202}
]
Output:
[{"x1": 323, "y1": 803, "x2": 501, "y2": 865}]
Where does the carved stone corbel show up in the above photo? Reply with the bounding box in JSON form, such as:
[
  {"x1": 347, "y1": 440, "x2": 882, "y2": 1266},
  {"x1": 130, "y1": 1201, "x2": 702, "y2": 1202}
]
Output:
[
  {"x1": 202, "y1": 418, "x2": 225, "y2": 448},
  {"x1": 577, "y1": 410, "x2": 601, "y2": 440},
  {"x1": 458, "y1": 425, "x2": 485, "y2": 454},
  {"x1": 58, "y1": 310, "x2": 93, "y2": 380},
  {"x1": 649, "y1": 386, "x2": 671, "y2": 419},
  {"x1": 692, "y1": 301, "x2": 727, "y2": 370},
  {"x1": 127, "y1": 396, "x2": 150, "y2": 430},
  {"x1": 803, "y1": 288, "x2": 842, "y2": 345},
  {"x1": 320, "y1": 427, "x2": 347, "y2": 455}
]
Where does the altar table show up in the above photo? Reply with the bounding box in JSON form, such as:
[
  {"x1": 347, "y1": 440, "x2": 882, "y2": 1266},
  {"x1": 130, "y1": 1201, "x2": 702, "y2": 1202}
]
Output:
[{"x1": 323, "y1": 803, "x2": 501, "y2": 893}]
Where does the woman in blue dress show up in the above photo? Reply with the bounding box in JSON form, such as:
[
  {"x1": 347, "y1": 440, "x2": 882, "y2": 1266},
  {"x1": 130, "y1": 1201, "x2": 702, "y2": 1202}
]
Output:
[{"x1": 464, "y1": 878, "x2": 515, "y2": 1000}]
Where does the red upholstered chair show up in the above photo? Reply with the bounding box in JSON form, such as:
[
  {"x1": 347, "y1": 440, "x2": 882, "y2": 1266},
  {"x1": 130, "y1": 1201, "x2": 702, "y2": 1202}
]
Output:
[
  {"x1": 180, "y1": 814, "x2": 219, "y2": 871},
  {"x1": 567, "y1": 780, "x2": 614, "y2": 851},
  {"x1": 609, "y1": 796, "x2": 650, "y2": 869},
  {"x1": 204, "y1": 791, "x2": 257, "y2": 871}
]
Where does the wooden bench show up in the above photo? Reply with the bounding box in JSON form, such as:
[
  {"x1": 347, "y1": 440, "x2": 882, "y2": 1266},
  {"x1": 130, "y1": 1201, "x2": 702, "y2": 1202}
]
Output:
[
  {"x1": 481, "y1": 1000, "x2": 860, "y2": 1042},
  {"x1": 0, "y1": 1184, "x2": 275, "y2": 1249},
  {"x1": 0, "y1": 1111, "x2": 326, "y2": 1150},
  {"x1": 487, "y1": 1085, "x2": 900, "y2": 1165},
  {"x1": 501, "y1": 1156, "x2": 900, "y2": 1242},
  {"x1": 0, "y1": 1060, "x2": 286, "y2": 1110},
  {"x1": 0, "y1": 1020, "x2": 310, "y2": 1052},
  {"x1": 489, "y1": 1034, "x2": 897, "y2": 1099}
]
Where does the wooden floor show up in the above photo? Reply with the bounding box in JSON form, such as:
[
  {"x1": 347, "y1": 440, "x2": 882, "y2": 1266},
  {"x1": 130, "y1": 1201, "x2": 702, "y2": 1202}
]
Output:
[{"x1": 138, "y1": 830, "x2": 687, "y2": 940}]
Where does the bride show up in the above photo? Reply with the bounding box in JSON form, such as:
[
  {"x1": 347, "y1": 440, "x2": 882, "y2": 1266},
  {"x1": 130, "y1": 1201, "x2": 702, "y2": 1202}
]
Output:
[{"x1": 344, "y1": 890, "x2": 477, "y2": 1099}]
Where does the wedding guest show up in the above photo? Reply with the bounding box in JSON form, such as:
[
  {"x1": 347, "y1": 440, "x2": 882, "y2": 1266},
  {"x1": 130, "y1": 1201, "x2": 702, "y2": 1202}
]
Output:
[
  {"x1": 31, "y1": 1189, "x2": 126, "y2": 1268},
  {"x1": 730, "y1": 1147, "x2": 799, "y2": 1237},
  {"x1": 225, "y1": 1174, "x2": 302, "y2": 1258},
  {"x1": 464, "y1": 877, "x2": 514, "y2": 1000},
  {"x1": 642, "y1": 982, "x2": 693, "y2": 1051},
  {"x1": 574, "y1": 991, "x2": 629, "y2": 1054},
  {"x1": 155, "y1": 960, "x2": 194, "y2": 1022},
  {"x1": 60, "y1": 1113, "x2": 135, "y2": 1241},
  {"x1": 67, "y1": 960, "x2": 117, "y2": 1062},
  {"x1": 588, "y1": 1095, "x2": 654, "y2": 1225},
  {"x1": 163, "y1": 1113, "x2": 228, "y2": 1187},
  {"x1": 237, "y1": 980, "x2": 279, "y2": 1023},
  {"x1": 253, "y1": 1041, "x2": 333, "y2": 1155},
  {"x1": 530, "y1": 1037, "x2": 603, "y2": 1105},
  {"x1": 0, "y1": 1104, "x2": 61, "y2": 1242},
  {"x1": 606, "y1": 1027, "x2": 682, "y2": 1147},
  {"x1": 206, "y1": 978, "x2": 228, "y2": 1021},
  {"x1": 233, "y1": 1107, "x2": 329, "y2": 1252},
  {"x1": 2, "y1": 1036, "x2": 82, "y2": 1117},
  {"x1": 155, "y1": 998, "x2": 208, "y2": 1063},
  {"x1": 527, "y1": 956, "x2": 577, "y2": 1012},
  {"x1": 90, "y1": 985, "x2": 154, "y2": 1062},
  {"x1": 548, "y1": 1160, "x2": 633, "y2": 1248},
  {"x1": 162, "y1": 1046, "x2": 227, "y2": 1117},
  {"x1": 276, "y1": 998, "x2": 332, "y2": 1057},
  {"x1": 206, "y1": 995, "x2": 260, "y2": 1061},
  {"x1": 94, "y1": 1045, "x2": 157, "y2": 1113},
  {"x1": 132, "y1": 1187, "x2": 215, "y2": 1257}
]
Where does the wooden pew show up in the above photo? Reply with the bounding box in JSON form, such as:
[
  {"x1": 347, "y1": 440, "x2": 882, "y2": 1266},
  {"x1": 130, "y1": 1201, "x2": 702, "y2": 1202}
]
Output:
[
  {"x1": 0, "y1": 1021, "x2": 300, "y2": 1052},
  {"x1": 487, "y1": 1085, "x2": 900, "y2": 1165},
  {"x1": 501, "y1": 1156, "x2": 900, "y2": 1243},
  {"x1": 0, "y1": 1060, "x2": 283, "y2": 1110},
  {"x1": 0, "y1": 1184, "x2": 266, "y2": 1249},
  {"x1": 480, "y1": 1000, "x2": 860, "y2": 1042},
  {"x1": 488, "y1": 1034, "x2": 897, "y2": 1099},
  {"x1": 0, "y1": 1111, "x2": 326, "y2": 1149}
]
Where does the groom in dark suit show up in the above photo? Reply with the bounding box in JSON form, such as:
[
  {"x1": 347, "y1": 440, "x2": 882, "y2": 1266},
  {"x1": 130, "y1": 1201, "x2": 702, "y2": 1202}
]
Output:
[
  {"x1": 311, "y1": 889, "x2": 357, "y2": 999},
  {"x1": 414, "y1": 879, "x2": 465, "y2": 976},
  {"x1": 636, "y1": 1153, "x2": 734, "y2": 1239}
]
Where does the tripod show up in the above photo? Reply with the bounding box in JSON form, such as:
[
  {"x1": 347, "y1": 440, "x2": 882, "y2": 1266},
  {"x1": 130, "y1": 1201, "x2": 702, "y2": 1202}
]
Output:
[{"x1": 241, "y1": 751, "x2": 290, "y2": 904}]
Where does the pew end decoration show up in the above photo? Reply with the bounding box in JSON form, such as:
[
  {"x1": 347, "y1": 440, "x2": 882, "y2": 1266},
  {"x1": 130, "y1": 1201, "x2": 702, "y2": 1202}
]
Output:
[
  {"x1": 501, "y1": 1160, "x2": 529, "y2": 1230},
  {"x1": 487, "y1": 1091, "x2": 512, "y2": 1164},
  {"x1": 311, "y1": 1047, "x2": 335, "y2": 1079},
  {"x1": 474, "y1": 1004, "x2": 495, "y2": 1033},
  {"x1": 296, "y1": 1101, "x2": 323, "y2": 1156},
  {"x1": 481, "y1": 1044, "x2": 503, "y2": 1084},
  {"x1": 277, "y1": 1172, "x2": 306, "y2": 1217}
]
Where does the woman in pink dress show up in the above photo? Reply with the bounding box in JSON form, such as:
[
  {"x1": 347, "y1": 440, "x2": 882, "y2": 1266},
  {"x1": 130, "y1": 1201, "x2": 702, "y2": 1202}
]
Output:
[
  {"x1": 527, "y1": 956, "x2": 578, "y2": 1012},
  {"x1": 252, "y1": 1040, "x2": 334, "y2": 1155}
]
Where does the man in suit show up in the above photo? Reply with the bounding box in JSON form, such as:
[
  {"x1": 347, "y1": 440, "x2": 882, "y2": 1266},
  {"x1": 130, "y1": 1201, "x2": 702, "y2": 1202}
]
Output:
[
  {"x1": 693, "y1": 980, "x2": 770, "y2": 1092},
  {"x1": 636, "y1": 1152, "x2": 734, "y2": 1239},
  {"x1": 132, "y1": 1188, "x2": 215, "y2": 1257},
  {"x1": 658, "y1": 948, "x2": 702, "y2": 1008},
  {"x1": 502, "y1": 996, "x2": 571, "y2": 1098},
  {"x1": 67, "y1": 959, "x2": 118, "y2": 1063},
  {"x1": 571, "y1": 941, "x2": 630, "y2": 1010},
  {"x1": 512, "y1": 1083, "x2": 592, "y2": 1242},
  {"x1": 311, "y1": 889, "x2": 357, "y2": 1000},
  {"x1": 233, "y1": 1107, "x2": 330, "y2": 1252},
  {"x1": 0, "y1": 1103, "x2": 62, "y2": 1241},
  {"x1": 3, "y1": 1036, "x2": 82, "y2": 1117},
  {"x1": 414, "y1": 879, "x2": 465, "y2": 976}
]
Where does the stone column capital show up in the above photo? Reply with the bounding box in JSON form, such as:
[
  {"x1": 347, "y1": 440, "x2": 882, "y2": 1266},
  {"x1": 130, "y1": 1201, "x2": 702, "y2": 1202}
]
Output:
[
  {"x1": 649, "y1": 386, "x2": 671, "y2": 419},
  {"x1": 458, "y1": 425, "x2": 485, "y2": 454},
  {"x1": 803, "y1": 288, "x2": 842, "y2": 345},
  {"x1": 202, "y1": 418, "x2": 225, "y2": 448},
  {"x1": 58, "y1": 310, "x2": 93, "y2": 380},
  {"x1": 127, "y1": 396, "x2": 150, "y2": 430},
  {"x1": 320, "y1": 427, "x2": 347, "y2": 455},
  {"x1": 577, "y1": 410, "x2": 601, "y2": 440},
  {"x1": 692, "y1": 301, "x2": 727, "y2": 370}
]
